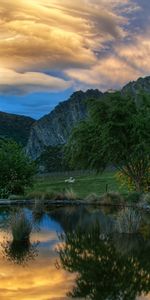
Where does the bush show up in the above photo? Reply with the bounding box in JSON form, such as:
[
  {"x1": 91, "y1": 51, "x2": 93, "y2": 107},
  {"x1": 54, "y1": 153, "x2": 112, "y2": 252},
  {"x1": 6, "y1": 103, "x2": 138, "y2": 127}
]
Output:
[
  {"x1": 0, "y1": 140, "x2": 36, "y2": 197},
  {"x1": 100, "y1": 192, "x2": 124, "y2": 205},
  {"x1": 0, "y1": 187, "x2": 10, "y2": 199},
  {"x1": 125, "y1": 192, "x2": 142, "y2": 204},
  {"x1": 85, "y1": 193, "x2": 100, "y2": 203}
]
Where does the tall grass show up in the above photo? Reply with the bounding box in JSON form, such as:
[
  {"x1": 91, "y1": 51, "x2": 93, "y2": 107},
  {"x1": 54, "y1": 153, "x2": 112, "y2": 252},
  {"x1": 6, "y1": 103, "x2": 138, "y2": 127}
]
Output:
[
  {"x1": 64, "y1": 188, "x2": 78, "y2": 200},
  {"x1": 100, "y1": 192, "x2": 124, "y2": 205},
  {"x1": 10, "y1": 211, "x2": 32, "y2": 242},
  {"x1": 116, "y1": 208, "x2": 141, "y2": 234}
]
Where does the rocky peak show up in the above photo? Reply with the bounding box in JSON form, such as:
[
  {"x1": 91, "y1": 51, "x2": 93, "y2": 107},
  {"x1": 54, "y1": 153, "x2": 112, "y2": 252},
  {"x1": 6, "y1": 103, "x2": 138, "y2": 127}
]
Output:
[
  {"x1": 122, "y1": 76, "x2": 150, "y2": 96},
  {"x1": 26, "y1": 89, "x2": 103, "y2": 159}
]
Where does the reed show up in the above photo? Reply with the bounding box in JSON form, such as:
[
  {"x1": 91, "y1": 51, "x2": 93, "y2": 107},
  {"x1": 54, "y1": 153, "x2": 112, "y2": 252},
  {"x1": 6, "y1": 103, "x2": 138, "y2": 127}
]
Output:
[
  {"x1": 10, "y1": 211, "x2": 32, "y2": 242},
  {"x1": 116, "y1": 208, "x2": 141, "y2": 234}
]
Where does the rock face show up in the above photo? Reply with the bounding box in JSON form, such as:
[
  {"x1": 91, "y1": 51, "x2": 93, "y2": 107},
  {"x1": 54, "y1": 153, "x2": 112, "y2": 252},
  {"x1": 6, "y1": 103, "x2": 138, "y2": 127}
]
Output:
[
  {"x1": 0, "y1": 112, "x2": 35, "y2": 146},
  {"x1": 122, "y1": 76, "x2": 150, "y2": 97},
  {"x1": 26, "y1": 90, "x2": 103, "y2": 159},
  {"x1": 1, "y1": 75, "x2": 150, "y2": 159}
]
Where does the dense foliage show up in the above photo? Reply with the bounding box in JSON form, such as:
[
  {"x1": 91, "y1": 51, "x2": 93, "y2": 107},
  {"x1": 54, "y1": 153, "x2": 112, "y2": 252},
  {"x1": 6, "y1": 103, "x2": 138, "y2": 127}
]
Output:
[
  {"x1": 65, "y1": 92, "x2": 150, "y2": 192},
  {"x1": 37, "y1": 145, "x2": 70, "y2": 172},
  {"x1": 0, "y1": 140, "x2": 35, "y2": 197}
]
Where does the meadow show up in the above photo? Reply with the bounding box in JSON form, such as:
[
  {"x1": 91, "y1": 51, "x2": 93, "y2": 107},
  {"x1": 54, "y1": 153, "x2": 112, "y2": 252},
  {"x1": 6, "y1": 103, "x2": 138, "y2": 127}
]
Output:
[{"x1": 26, "y1": 170, "x2": 128, "y2": 199}]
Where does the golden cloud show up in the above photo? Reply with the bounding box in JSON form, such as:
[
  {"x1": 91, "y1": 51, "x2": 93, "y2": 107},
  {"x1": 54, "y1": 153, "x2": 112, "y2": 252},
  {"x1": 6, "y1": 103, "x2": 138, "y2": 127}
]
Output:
[
  {"x1": 0, "y1": 69, "x2": 71, "y2": 94},
  {"x1": 0, "y1": 228, "x2": 75, "y2": 300},
  {"x1": 118, "y1": 33, "x2": 150, "y2": 75},
  {"x1": 65, "y1": 54, "x2": 142, "y2": 91},
  {"x1": 0, "y1": 0, "x2": 147, "y2": 93}
]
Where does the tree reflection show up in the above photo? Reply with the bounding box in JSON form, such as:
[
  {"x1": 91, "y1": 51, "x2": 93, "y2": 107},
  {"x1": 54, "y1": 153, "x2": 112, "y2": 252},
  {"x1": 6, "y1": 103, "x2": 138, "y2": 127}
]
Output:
[
  {"x1": 2, "y1": 239, "x2": 39, "y2": 266},
  {"x1": 58, "y1": 226, "x2": 150, "y2": 300},
  {"x1": 1, "y1": 209, "x2": 39, "y2": 265}
]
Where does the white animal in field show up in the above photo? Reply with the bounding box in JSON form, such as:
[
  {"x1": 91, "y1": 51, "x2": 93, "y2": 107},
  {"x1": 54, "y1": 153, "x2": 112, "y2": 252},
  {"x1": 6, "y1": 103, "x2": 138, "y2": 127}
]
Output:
[{"x1": 65, "y1": 177, "x2": 75, "y2": 183}]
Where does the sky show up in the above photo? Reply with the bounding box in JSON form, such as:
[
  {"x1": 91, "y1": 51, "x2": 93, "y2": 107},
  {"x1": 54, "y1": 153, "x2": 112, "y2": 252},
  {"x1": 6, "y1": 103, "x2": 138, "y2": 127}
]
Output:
[{"x1": 0, "y1": 0, "x2": 150, "y2": 119}]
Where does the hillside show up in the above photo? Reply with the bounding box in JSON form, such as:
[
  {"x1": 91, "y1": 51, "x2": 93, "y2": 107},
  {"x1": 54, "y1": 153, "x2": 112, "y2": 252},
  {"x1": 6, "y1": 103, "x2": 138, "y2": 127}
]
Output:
[
  {"x1": 0, "y1": 112, "x2": 35, "y2": 146},
  {"x1": 1, "y1": 75, "x2": 150, "y2": 158},
  {"x1": 26, "y1": 89, "x2": 103, "y2": 159},
  {"x1": 122, "y1": 76, "x2": 150, "y2": 96},
  {"x1": 26, "y1": 76, "x2": 150, "y2": 160}
]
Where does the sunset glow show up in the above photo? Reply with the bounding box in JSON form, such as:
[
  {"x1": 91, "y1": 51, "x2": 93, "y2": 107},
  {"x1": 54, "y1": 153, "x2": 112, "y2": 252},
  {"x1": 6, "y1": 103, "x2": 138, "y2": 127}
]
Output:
[{"x1": 0, "y1": 0, "x2": 150, "y2": 116}]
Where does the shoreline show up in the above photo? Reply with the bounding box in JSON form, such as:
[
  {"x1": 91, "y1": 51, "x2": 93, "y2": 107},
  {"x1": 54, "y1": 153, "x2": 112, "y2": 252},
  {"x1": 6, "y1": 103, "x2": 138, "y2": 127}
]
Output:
[{"x1": 0, "y1": 199, "x2": 150, "y2": 211}]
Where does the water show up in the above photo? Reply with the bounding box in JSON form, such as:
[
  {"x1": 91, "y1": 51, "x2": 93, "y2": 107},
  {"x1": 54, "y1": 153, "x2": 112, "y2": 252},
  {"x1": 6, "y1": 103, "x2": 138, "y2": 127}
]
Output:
[{"x1": 0, "y1": 205, "x2": 149, "y2": 300}]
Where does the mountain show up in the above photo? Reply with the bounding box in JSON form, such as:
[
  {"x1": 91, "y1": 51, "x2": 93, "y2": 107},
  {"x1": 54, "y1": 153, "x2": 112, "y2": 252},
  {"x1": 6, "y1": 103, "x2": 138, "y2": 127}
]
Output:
[
  {"x1": 26, "y1": 89, "x2": 103, "y2": 159},
  {"x1": 0, "y1": 112, "x2": 35, "y2": 146},
  {"x1": 1, "y1": 75, "x2": 150, "y2": 159},
  {"x1": 26, "y1": 76, "x2": 150, "y2": 160},
  {"x1": 122, "y1": 76, "x2": 150, "y2": 97}
]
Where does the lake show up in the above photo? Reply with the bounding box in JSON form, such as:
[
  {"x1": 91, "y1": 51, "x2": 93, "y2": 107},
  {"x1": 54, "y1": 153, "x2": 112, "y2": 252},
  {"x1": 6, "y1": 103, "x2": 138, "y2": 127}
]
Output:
[{"x1": 0, "y1": 205, "x2": 149, "y2": 300}]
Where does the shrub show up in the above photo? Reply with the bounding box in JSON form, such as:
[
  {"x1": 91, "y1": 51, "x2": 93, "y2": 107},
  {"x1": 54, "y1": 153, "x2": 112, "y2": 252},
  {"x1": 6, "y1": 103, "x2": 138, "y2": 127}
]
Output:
[
  {"x1": 125, "y1": 192, "x2": 142, "y2": 204},
  {"x1": 85, "y1": 193, "x2": 100, "y2": 202},
  {"x1": 0, "y1": 140, "x2": 36, "y2": 197},
  {"x1": 100, "y1": 192, "x2": 124, "y2": 205},
  {"x1": 116, "y1": 169, "x2": 150, "y2": 193},
  {"x1": 0, "y1": 187, "x2": 10, "y2": 199}
]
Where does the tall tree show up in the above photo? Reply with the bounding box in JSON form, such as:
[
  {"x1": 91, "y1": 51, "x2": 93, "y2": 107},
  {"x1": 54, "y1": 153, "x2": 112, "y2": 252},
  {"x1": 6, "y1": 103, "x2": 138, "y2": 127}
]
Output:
[{"x1": 65, "y1": 93, "x2": 150, "y2": 192}]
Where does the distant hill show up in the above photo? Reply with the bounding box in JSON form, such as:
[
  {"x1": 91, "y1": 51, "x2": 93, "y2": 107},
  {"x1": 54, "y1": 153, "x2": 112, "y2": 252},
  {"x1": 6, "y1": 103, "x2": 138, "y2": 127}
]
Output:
[{"x1": 0, "y1": 112, "x2": 35, "y2": 146}]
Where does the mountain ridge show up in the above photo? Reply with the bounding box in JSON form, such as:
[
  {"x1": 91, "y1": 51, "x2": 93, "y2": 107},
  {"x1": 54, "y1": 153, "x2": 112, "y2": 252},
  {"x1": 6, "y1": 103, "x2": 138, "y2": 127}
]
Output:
[
  {"x1": 0, "y1": 111, "x2": 35, "y2": 146},
  {"x1": 1, "y1": 75, "x2": 150, "y2": 158},
  {"x1": 26, "y1": 89, "x2": 103, "y2": 159}
]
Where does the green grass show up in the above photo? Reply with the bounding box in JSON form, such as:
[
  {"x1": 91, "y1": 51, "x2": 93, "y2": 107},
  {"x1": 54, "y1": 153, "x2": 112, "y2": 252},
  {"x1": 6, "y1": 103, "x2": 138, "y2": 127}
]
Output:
[{"x1": 26, "y1": 171, "x2": 128, "y2": 199}]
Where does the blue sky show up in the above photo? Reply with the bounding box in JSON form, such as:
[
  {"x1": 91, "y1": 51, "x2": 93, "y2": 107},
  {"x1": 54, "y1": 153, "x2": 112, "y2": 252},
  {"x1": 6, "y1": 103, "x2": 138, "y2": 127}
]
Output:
[{"x1": 0, "y1": 0, "x2": 150, "y2": 119}]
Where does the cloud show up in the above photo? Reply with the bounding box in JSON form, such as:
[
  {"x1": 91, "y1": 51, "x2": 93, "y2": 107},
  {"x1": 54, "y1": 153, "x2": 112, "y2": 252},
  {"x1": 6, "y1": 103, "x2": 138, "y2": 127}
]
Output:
[
  {"x1": 117, "y1": 33, "x2": 150, "y2": 75},
  {"x1": 0, "y1": 0, "x2": 150, "y2": 103},
  {"x1": 65, "y1": 53, "x2": 142, "y2": 91},
  {"x1": 0, "y1": 69, "x2": 71, "y2": 94},
  {"x1": 0, "y1": 0, "x2": 130, "y2": 74},
  {"x1": 0, "y1": 228, "x2": 75, "y2": 300}
]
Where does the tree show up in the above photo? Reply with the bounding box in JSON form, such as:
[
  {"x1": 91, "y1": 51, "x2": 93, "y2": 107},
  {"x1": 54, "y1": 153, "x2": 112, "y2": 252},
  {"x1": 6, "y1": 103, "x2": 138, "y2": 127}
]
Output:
[
  {"x1": 0, "y1": 140, "x2": 36, "y2": 197},
  {"x1": 37, "y1": 145, "x2": 70, "y2": 172},
  {"x1": 65, "y1": 92, "x2": 150, "y2": 192}
]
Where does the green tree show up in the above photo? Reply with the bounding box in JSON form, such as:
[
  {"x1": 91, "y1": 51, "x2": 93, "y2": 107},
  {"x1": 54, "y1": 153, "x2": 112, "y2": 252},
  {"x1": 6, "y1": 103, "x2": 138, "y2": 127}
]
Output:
[
  {"x1": 37, "y1": 145, "x2": 70, "y2": 172},
  {"x1": 0, "y1": 140, "x2": 35, "y2": 197},
  {"x1": 65, "y1": 92, "x2": 150, "y2": 192}
]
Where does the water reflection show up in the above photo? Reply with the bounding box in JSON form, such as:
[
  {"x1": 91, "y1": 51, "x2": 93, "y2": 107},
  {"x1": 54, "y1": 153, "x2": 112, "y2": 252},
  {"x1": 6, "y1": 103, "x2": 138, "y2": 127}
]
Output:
[
  {"x1": 2, "y1": 239, "x2": 39, "y2": 265},
  {"x1": 0, "y1": 206, "x2": 149, "y2": 300},
  {"x1": 58, "y1": 226, "x2": 150, "y2": 300}
]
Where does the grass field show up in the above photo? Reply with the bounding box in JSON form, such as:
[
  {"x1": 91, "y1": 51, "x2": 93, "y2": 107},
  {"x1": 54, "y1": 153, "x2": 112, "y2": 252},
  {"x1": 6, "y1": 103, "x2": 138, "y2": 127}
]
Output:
[{"x1": 26, "y1": 171, "x2": 128, "y2": 199}]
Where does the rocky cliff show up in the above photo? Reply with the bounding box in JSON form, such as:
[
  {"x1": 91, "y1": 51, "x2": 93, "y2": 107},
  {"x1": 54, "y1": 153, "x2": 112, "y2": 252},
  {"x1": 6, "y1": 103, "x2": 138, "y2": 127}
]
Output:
[
  {"x1": 1, "y1": 75, "x2": 150, "y2": 159},
  {"x1": 26, "y1": 76, "x2": 150, "y2": 159},
  {"x1": 26, "y1": 90, "x2": 103, "y2": 159},
  {"x1": 122, "y1": 76, "x2": 150, "y2": 97},
  {"x1": 0, "y1": 112, "x2": 35, "y2": 146}
]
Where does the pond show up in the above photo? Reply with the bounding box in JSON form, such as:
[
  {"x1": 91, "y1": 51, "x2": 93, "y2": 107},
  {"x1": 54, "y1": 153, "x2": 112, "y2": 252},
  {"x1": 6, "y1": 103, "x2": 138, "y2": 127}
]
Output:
[{"x1": 0, "y1": 205, "x2": 149, "y2": 300}]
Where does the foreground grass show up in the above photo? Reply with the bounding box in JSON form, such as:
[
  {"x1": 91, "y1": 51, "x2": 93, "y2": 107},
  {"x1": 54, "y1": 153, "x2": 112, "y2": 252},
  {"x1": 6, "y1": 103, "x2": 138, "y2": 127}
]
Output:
[{"x1": 25, "y1": 171, "x2": 128, "y2": 199}]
